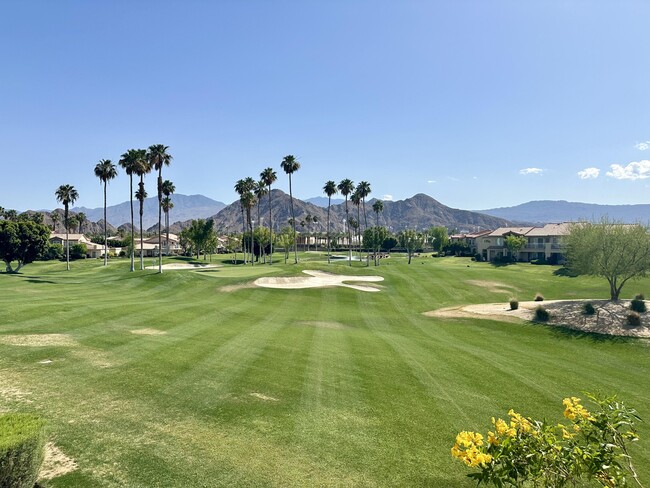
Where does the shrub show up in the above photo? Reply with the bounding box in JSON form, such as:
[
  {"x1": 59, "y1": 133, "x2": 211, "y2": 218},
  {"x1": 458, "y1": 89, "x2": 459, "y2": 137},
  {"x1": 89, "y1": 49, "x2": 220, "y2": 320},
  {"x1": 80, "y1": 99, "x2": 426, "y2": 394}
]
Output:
[
  {"x1": 582, "y1": 302, "x2": 596, "y2": 315},
  {"x1": 630, "y1": 298, "x2": 646, "y2": 313},
  {"x1": 451, "y1": 394, "x2": 642, "y2": 487},
  {"x1": 509, "y1": 298, "x2": 519, "y2": 310},
  {"x1": 69, "y1": 243, "x2": 87, "y2": 260},
  {"x1": 626, "y1": 311, "x2": 641, "y2": 327},
  {"x1": 0, "y1": 413, "x2": 46, "y2": 488},
  {"x1": 635, "y1": 293, "x2": 645, "y2": 300},
  {"x1": 534, "y1": 306, "x2": 549, "y2": 321},
  {"x1": 534, "y1": 293, "x2": 544, "y2": 302}
]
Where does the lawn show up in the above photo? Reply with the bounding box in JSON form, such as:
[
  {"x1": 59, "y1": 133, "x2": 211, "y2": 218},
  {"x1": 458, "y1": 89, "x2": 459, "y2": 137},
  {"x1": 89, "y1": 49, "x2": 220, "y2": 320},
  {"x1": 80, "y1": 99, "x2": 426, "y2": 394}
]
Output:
[{"x1": 1, "y1": 254, "x2": 648, "y2": 487}]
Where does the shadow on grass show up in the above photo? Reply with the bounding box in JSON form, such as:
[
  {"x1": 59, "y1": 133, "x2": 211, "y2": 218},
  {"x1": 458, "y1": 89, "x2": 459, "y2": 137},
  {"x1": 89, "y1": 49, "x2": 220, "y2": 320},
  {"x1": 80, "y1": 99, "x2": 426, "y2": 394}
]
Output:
[
  {"x1": 4, "y1": 274, "x2": 56, "y2": 284},
  {"x1": 219, "y1": 259, "x2": 246, "y2": 265},
  {"x1": 547, "y1": 324, "x2": 639, "y2": 344},
  {"x1": 553, "y1": 267, "x2": 578, "y2": 277},
  {"x1": 490, "y1": 261, "x2": 515, "y2": 267}
]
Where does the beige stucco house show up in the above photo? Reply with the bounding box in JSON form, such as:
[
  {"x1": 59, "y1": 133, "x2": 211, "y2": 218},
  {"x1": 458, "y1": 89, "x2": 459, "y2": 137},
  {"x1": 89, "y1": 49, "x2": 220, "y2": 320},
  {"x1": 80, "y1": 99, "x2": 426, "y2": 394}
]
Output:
[{"x1": 476, "y1": 223, "x2": 571, "y2": 263}]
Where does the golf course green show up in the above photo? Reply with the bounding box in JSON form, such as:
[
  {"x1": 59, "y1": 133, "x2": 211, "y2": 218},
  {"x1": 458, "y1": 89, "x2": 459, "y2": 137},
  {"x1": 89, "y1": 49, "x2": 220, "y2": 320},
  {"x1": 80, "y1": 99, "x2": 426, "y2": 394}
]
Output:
[{"x1": 1, "y1": 254, "x2": 648, "y2": 487}]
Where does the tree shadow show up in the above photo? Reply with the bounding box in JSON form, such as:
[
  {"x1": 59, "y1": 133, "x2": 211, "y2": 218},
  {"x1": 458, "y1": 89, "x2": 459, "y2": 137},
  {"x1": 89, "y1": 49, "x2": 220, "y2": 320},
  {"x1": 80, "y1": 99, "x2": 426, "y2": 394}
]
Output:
[
  {"x1": 219, "y1": 259, "x2": 245, "y2": 265},
  {"x1": 553, "y1": 267, "x2": 578, "y2": 277},
  {"x1": 489, "y1": 261, "x2": 515, "y2": 268}
]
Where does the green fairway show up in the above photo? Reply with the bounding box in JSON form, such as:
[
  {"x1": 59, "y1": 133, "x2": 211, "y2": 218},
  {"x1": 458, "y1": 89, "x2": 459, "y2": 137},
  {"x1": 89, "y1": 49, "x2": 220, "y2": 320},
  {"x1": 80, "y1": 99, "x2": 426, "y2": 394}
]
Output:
[{"x1": 1, "y1": 255, "x2": 649, "y2": 487}]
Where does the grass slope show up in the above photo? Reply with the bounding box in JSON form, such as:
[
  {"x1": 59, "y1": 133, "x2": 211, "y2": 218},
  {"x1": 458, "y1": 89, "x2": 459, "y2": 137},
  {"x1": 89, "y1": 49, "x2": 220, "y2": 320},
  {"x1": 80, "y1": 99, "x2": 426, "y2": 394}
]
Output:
[{"x1": 0, "y1": 255, "x2": 648, "y2": 487}]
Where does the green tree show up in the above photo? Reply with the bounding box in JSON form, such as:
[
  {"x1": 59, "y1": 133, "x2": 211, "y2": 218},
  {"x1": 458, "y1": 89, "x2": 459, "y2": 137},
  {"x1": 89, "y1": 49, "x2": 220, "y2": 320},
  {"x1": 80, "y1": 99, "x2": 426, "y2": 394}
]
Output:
[
  {"x1": 398, "y1": 229, "x2": 424, "y2": 264},
  {"x1": 363, "y1": 226, "x2": 389, "y2": 266},
  {"x1": 260, "y1": 167, "x2": 277, "y2": 265},
  {"x1": 181, "y1": 219, "x2": 215, "y2": 259},
  {"x1": 351, "y1": 191, "x2": 363, "y2": 261},
  {"x1": 281, "y1": 155, "x2": 300, "y2": 264},
  {"x1": 133, "y1": 150, "x2": 151, "y2": 270},
  {"x1": 119, "y1": 149, "x2": 146, "y2": 272},
  {"x1": 356, "y1": 180, "x2": 371, "y2": 230},
  {"x1": 276, "y1": 227, "x2": 295, "y2": 264},
  {"x1": 337, "y1": 179, "x2": 355, "y2": 266},
  {"x1": 254, "y1": 180, "x2": 268, "y2": 262},
  {"x1": 383, "y1": 235, "x2": 398, "y2": 253},
  {"x1": 505, "y1": 234, "x2": 527, "y2": 261},
  {"x1": 54, "y1": 184, "x2": 79, "y2": 271},
  {"x1": 323, "y1": 180, "x2": 337, "y2": 264},
  {"x1": 161, "y1": 179, "x2": 176, "y2": 255},
  {"x1": 148, "y1": 144, "x2": 173, "y2": 273},
  {"x1": 429, "y1": 226, "x2": 450, "y2": 253},
  {"x1": 50, "y1": 212, "x2": 60, "y2": 231},
  {"x1": 70, "y1": 242, "x2": 88, "y2": 260},
  {"x1": 94, "y1": 159, "x2": 118, "y2": 266},
  {"x1": 566, "y1": 220, "x2": 650, "y2": 300},
  {"x1": 0, "y1": 220, "x2": 50, "y2": 273},
  {"x1": 77, "y1": 212, "x2": 86, "y2": 234}
]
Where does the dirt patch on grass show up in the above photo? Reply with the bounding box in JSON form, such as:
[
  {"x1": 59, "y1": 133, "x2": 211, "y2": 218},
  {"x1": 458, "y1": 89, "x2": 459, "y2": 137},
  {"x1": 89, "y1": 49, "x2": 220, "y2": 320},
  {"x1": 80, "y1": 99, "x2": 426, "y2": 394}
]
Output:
[
  {"x1": 465, "y1": 280, "x2": 518, "y2": 293},
  {"x1": 426, "y1": 300, "x2": 650, "y2": 338},
  {"x1": 0, "y1": 334, "x2": 76, "y2": 347},
  {"x1": 0, "y1": 385, "x2": 33, "y2": 404},
  {"x1": 144, "y1": 263, "x2": 220, "y2": 270},
  {"x1": 130, "y1": 328, "x2": 166, "y2": 336},
  {"x1": 255, "y1": 270, "x2": 383, "y2": 292},
  {"x1": 218, "y1": 283, "x2": 256, "y2": 293},
  {"x1": 39, "y1": 442, "x2": 78, "y2": 480},
  {"x1": 250, "y1": 392, "x2": 279, "y2": 402},
  {"x1": 297, "y1": 321, "x2": 347, "y2": 330}
]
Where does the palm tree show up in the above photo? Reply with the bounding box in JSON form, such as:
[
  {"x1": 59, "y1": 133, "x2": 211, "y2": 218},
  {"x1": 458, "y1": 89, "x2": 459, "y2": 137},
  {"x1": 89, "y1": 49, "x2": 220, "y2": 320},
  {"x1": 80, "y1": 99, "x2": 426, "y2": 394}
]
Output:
[
  {"x1": 323, "y1": 181, "x2": 337, "y2": 264},
  {"x1": 240, "y1": 191, "x2": 256, "y2": 266},
  {"x1": 254, "y1": 180, "x2": 268, "y2": 262},
  {"x1": 161, "y1": 180, "x2": 175, "y2": 255},
  {"x1": 280, "y1": 155, "x2": 300, "y2": 264},
  {"x1": 94, "y1": 159, "x2": 118, "y2": 266},
  {"x1": 119, "y1": 149, "x2": 146, "y2": 272},
  {"x1": 356, "y1": 181, "x2": 371, "y2": 230},
  {"x1": 133, "y1": 151, "x2": 151, "y2": 270},
  {"x1": 77, "y1": 212, "x2": 86, "y2": 234},
  {"x1": 260, "y1": 167, "x2": 277, "y2": 264},
  {"x1": 305, "y1": 214, "x2": 313, "y2": 252},
  {"x1": 337, "y1": 179, "x2": 354, "y2": 266},
  {"x1": 351, "y1": 190, "x2": 362, "y2": 261},
  {"x1": 372, "y1": 200, "x2": 384, "y2": 266},
  {"x1": 234, "y1": 177, "x2": 256, "y2": 264},
  {"x1": 50, "y1": 211, "x2": 60, "y2": 231},
  {"x1": 148, "y1": 144, "x2": 173, "y2": 273},
  {"x1": 55, "y1": 184, "x2": 79, "y2": 271}
]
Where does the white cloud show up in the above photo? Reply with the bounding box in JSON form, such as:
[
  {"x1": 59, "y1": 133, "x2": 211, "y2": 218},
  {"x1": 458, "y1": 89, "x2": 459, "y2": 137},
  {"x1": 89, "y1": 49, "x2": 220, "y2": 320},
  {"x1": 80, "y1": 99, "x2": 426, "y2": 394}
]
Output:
[
  {"x1": 606, "y1": 160, "x2": 650, "y2": 180},
  {"x1": 577, "y1": 167, "x2": 600, "y2": 179},
  {"x1": 427, "y1": 180, "x2": 436, "y2": 184},
  {"x1": 635, "y1": 141, "x2": 650, "y2": 151},
  {"x1": 519, "y1": 167, "x2": 544, "y2": 175},
  {"x1": 381, "y1": 194, "x2": 394, "y2": 201}
]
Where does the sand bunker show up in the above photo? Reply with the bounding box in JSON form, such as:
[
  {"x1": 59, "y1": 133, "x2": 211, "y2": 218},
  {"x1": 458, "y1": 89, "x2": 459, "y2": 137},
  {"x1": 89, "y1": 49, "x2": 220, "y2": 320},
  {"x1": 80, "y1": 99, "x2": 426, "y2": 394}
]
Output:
[
  {"x1": 130, "y1": 328, "x2": 166, "y2": 336},
  {"x1": 144, "y1": 263, "x2": 220, "y2": 270},
  {"x1": 254, "y1": 270, "x2": 383, "y2": 292},
  {"x1": 0, "y1": 334, "x2": 76, "y2": 347},
  {"x1": 39, "y1": 442, "x2": 78, "y2": 480}
]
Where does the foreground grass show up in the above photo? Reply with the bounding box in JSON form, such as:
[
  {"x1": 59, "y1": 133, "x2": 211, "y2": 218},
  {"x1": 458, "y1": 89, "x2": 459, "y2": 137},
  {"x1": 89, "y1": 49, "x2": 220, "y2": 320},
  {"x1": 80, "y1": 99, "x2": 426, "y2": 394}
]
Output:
[{"x1": 1, "y1": 255, "x2": 648, "y2": 487}]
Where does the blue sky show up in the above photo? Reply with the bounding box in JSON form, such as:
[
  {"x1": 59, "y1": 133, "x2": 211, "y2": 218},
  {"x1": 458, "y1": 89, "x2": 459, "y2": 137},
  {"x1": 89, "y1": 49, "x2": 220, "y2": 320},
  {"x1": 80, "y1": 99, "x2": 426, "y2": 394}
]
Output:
[{"x1": 2, "y1": 1, "x2": 649, "y2": 212}]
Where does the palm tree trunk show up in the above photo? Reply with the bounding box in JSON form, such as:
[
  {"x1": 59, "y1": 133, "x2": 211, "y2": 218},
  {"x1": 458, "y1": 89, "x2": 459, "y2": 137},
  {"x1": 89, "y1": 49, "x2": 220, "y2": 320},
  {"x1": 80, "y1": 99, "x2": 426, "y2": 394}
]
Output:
[
  {"x1": 165, "y1": 210, "x2": 170, "y2": 255},
  {"x1": 240, "y1": 205, "x2": 246, "y2": 264},
  {"x1": 268, "y1": 188, "x2": 273, "y2": 265},
  {"x1": 257, "y1": 203, "x2": 264, "y2": 264},
  {"x1": 327, "y1": 197, "x2": 331, "y2": 264},
  {"x1": 289, "y1": 175, "x2": 297, "y2": 264},
  {"x1": 103, "y1": 181, "x2": 108, "y2": 266},
  {"x1": 158, "y1": 172, "x2": 163, "y2": 274},
  {"x1": 345, "y1": 199, "x2": 352, "y2": 267},
  {"x1": 65, "y1": 206, "x2": 70, "y2": 271},
  {"x1": 129, "y1": 176, "x2": 135, "y2": 272},
  {"x1": 139, "y1": 177, "x2": 144, "y2": 271}
]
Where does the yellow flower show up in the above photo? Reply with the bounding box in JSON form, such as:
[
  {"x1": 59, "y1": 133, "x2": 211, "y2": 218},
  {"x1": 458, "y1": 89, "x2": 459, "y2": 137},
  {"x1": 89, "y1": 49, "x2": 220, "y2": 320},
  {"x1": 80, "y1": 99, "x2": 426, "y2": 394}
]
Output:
[
  {"x1": 562, "y1": 397, "x2": 595, "y2": 422},
  {"x1": 487, "y1": 431, "x2": 500, "y2": 446},
  {"x1": 493, "y1": 417, "x2": 509, "y2": 436},
  {"x1": 562, "y1": 428, "x2": 575, "y2": 439}
]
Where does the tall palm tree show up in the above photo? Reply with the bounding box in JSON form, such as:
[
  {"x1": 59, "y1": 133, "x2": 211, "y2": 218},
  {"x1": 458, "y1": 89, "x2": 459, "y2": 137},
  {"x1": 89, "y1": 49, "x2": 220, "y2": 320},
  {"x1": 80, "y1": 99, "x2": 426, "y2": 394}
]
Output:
[
  {"x1": 260, "y1": 167, "x2": 277, "y2": 264},
  {"x1": 234, "y1": 178, "x2": 256, "y2": 264},
  {"x1": 50, "y1": 211, "x2": 60, "y2": 231},
  {"x1": 240, "y1": 191, "x2": 256, "y2": 266},
  {"x1": 161, "y1": 180, "x2": 175, "y2": 255},
  {"x1": 337, "y1": 179, "x2": 354, "y2": 266},
  {"x1": 77, "y1": 212, "x2": 86, "y2": 234},
  {"x1": 254, "y1": 180, "x2": 268, "y2": 263},
  {"x1": 133, "y1": 151, "x2": 151, "y2": 270},
  {"x1": 94, "y1": 160, "x2": 118, "y2": 266},
  {"x1": 119, "y1": 149, "x2": 145, "y2": 272},
  {"x1": 323, "y1": 181, "x2": 337, "y2": 264},
  {"x1": 305, "y1": 214, "x2": 313, "y2": 252},
  {"x1": 280, "y1": 155, "x2": 300, "y2": 264},
  {"x1": 55, "y1": 184, "x2": 79, "y2": 271},
  {"x1": 356, "y1": 181, "x2": 371, "y2": 230},
  {"x1": 148, "y1": 144, "x2": 173, "y2": 273},
  {"x1": 351, "y1": 190, "x2": 362, "y2": 261},
  {"x1": 372, "y1": 199, "x2": 384, "y2": 266}
]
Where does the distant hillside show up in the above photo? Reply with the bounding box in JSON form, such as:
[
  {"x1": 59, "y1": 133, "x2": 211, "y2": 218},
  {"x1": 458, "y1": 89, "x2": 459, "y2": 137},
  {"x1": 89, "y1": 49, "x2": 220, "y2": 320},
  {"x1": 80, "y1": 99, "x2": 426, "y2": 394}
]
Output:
[
  {"x1": 478, "y1": 200, "x2": 650, "y2": 224},
  {"x1": 305, "y1": 196, "x2": 344, "y2": 207},
  {"x1": 72, "y1": 194, "x2": 226, "y2": 228},
  {"x1": 171, "y1": 190, "x2": 510, "y2": 234}
]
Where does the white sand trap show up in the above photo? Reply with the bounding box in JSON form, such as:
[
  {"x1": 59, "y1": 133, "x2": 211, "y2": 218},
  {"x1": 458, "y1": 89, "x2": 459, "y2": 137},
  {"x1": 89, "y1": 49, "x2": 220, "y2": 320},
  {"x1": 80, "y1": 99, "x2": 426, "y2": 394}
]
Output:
[
  {"x1": 424, "y1": 300, "x2": 563, "y2": 322},
  {"x1": 254, "y1": 270, "x2": 384, "y2": 292},
  {"x1": 144, "y1": 263, "x2": 220, "y2": 270},
  {"x1": 130, "y1": 328, "x2": 166, "y2": 336},
  {"x1": 0, "y1": 334, "x2": 76, "y2": 347},
  {"x1": 250, "y1": 392, "x2": 279, "y2": 402},
  {"x1": 39, "y1": 442, "x2": 78, "y2": 480}
]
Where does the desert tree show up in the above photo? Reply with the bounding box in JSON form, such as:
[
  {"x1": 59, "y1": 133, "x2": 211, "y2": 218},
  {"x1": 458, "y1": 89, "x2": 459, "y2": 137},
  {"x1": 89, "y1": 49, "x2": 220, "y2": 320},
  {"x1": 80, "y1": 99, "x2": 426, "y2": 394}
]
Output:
[
  {"x1": 566, "y1": 219, "x2": 650, "y2": 301},
  {"x1": 260, "y1": 167, "x2": 277, "y2": 264},
  {"x1": 504, "y1": 234, "x2": 527, "y2": 261},
  {"x1": 148, "y1": 144, "x2": 173, "y2": 273},
  {"x1": 94, "y1": 159, "x2": 118, "y2": 266},
  {"x1": 337, "y1": 179, "x2": 355, "y2": 266},
  {"x1": 398, "y1": 229, "x2": 424, "y2": 264},
  {"x1": 54, "y1": 184, "x2": 79, "y2": 271},
  {"x1": 0, "y1": 220, "x2": 50, "y2": 273},
  {"x1": 281, "y1": 155, "x2": 300, "y2": 264}
]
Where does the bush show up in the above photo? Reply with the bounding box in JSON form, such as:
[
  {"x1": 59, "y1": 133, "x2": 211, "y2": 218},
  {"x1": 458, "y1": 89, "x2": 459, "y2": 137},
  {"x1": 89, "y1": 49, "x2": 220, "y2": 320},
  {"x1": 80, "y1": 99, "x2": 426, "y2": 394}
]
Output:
[
  {"x1": 626, "y1": 311, "x2": 641, "y2": 327},
  {"x1": 534, "y1": 306, "x2": 550, "y2": 322},
  {"x1": 40, "y1": 243, "x2": 64, "y2": 261},
  {"x1": 630, "y1": 298, "x2": 646, "y2": 313},
  {"x1": 69, "y1": 243, "x2": 87, "y2": 260},
  {"x1": 509, "y1": 298, "x2": 519, "y2": 310},
  {"x1": 534, "y1": 293, "x2": 544, "y2": 302},
  {"x1": 0, "y1": 413, "x2": 46, "y2": 488},
  {"x1": 635, "y1": 293, "x2": 645, "y2": 300},
  {"x1": 582, "y1": 302, "x2": 596, "y2": 315},
  {"x1": 473, "y1": 253, "x2": 483, "y2": 262}
]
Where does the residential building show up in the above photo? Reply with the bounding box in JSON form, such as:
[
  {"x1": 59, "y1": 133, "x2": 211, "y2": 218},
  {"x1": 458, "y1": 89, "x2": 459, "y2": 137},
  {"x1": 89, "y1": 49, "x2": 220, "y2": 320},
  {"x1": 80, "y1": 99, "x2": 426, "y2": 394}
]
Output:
[{"x1": 476, "y1": 223, "x2": 571, "y2": 263}]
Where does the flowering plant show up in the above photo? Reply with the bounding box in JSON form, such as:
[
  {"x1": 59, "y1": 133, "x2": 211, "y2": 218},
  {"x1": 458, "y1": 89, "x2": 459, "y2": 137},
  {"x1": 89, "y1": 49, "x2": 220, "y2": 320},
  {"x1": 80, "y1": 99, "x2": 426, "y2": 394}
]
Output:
[{"x1": 451, "y1": 394, "x2": 643, "y2": 487}]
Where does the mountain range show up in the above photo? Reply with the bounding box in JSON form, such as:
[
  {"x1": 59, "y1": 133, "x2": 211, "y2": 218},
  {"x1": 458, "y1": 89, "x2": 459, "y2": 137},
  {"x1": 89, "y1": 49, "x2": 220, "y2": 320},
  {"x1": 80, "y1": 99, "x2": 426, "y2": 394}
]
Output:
[{"x1": 478, "y1": 200, "x2": 650, "y2": 224}]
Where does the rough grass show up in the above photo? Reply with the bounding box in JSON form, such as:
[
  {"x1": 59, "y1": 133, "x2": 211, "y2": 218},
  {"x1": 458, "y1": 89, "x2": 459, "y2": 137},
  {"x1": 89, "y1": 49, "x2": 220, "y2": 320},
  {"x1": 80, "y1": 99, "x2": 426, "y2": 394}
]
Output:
[{"x1": 0, "y1": 255, "x2": 648, "y2": 487}]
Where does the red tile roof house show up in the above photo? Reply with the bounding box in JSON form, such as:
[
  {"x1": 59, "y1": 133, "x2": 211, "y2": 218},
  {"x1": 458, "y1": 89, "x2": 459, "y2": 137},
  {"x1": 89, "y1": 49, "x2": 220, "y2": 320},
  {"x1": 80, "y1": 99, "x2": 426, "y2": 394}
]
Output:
[
  {"x1": 449, "y1": 229, "x2": 492, "y2": 255},
  {"x1": 476, "y1": 223, "x2": 571, "y2": 263}
]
